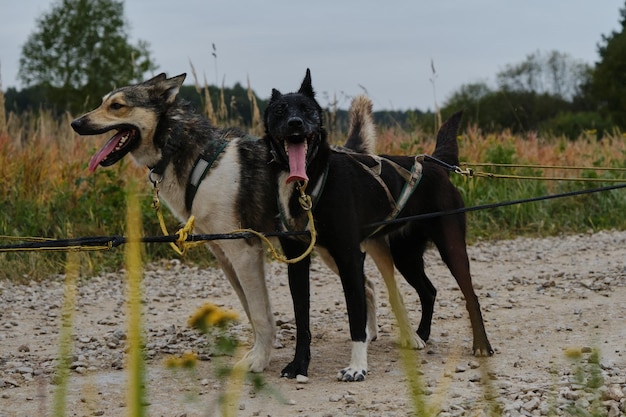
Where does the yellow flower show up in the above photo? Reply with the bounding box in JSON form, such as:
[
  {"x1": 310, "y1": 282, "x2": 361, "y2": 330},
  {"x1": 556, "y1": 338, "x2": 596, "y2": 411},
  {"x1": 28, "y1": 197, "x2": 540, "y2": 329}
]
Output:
[
  {"x1": 164, "y1": 352, "x2": 198, "y2": 369},
  {"x1": 188, "y1": 303, "x2": 239, "y2": 332}
]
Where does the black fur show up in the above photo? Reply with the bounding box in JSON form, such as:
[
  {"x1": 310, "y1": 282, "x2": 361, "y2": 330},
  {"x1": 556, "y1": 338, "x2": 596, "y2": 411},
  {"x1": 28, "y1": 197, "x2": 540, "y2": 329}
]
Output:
[{"x1": 265, "y1": 70, "x2": 493, "y2": 381}]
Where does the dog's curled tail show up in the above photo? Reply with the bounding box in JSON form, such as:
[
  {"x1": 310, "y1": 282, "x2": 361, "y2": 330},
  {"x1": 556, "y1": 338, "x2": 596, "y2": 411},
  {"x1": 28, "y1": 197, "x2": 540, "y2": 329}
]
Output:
[
  {"x1": 344, "y1": 95, "x2": 377, "y2": 154},
  {"x1": 432, "y1": 111, "x2": 463, "y2": 167}
]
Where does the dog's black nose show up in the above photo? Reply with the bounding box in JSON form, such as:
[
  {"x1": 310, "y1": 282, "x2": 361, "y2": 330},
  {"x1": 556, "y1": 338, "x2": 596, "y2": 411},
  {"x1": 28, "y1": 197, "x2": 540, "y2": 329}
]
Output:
[
  {"x1": 288, "y1": 117, "x2": 303, "y2": 128},
  {"x1": 70, "y1": 118, "x2": 82, "y2": 131}
]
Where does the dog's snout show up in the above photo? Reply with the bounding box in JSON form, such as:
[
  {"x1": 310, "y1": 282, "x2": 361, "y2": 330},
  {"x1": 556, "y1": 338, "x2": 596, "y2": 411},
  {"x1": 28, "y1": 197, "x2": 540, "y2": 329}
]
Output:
[
  {"x1": 70, "y1": 118, "x2": 82, "y2": 131},
  {"x1": 287, "y1": 117, "x2": 304, "y2": 128}
]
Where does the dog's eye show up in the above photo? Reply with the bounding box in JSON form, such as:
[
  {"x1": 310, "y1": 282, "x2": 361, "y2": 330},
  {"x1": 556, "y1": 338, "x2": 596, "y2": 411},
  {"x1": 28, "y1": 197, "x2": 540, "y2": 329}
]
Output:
[{"x1": 110, "y1": 102, "x2": 125, "y2": 110}]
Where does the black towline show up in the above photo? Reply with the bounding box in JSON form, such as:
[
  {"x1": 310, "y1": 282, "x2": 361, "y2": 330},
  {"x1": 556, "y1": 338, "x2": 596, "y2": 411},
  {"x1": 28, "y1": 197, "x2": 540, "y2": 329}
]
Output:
[{"x1": 1, "y1": 182, "x2": 625, "y2": 252}]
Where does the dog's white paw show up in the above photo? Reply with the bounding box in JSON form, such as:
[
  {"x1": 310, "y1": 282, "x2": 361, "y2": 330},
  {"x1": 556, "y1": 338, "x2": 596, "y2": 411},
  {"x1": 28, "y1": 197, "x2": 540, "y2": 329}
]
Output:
[
  {"x1": 337, "y1": 367, "x2": 367, "y2": 382},
  {"x1": 337, "y1": 341, "x2": 368, "y2": 381},
  {"x1": 237, "y1": 348, "x2": 271, "y2": 373},
  {"x1": 399, "y1": 333, "x2": 426, "y2": 350}
]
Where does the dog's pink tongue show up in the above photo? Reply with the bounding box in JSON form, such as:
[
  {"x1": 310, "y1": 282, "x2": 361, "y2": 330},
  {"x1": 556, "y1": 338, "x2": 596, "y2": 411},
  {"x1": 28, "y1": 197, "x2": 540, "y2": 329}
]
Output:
[
  {"x1": 286, "y1": 142, "x2": 309, "y2": 184},
  {"x1": 88, "y1": 134, "x2": 122, "y2": 172}
]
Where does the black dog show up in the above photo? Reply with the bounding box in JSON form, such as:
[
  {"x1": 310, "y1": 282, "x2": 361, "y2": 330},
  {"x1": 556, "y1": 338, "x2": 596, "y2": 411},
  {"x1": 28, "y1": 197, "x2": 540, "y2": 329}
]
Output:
[{"x1": 264, "y1": 69, "x2": 493, "y2": 382}]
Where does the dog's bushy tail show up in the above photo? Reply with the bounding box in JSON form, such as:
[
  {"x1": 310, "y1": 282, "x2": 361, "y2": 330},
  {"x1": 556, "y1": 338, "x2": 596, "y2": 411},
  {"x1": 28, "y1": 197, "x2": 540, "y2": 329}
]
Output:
[
  {"x1": 432, "y1": 111, "x2": 462, "y2": 167},
  {"x1": 344, "y1": 95, "x2": 376, "y2": 154}
]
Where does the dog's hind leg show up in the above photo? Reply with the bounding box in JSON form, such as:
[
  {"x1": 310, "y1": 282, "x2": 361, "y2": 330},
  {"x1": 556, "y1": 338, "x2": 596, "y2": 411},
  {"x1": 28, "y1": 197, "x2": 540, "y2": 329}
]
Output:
[
  {"x1": 209, "y1": 241, "x2": 275, "y2": 372},
  {"x1": 388, "y1": 234, "x2": 437, "y2": 343},
  {"x1": 362, "y1": 239, "x2": 425, "y2": 350},
  {"x1": 431, "y1": 217, "x2": 494, "y2": 356}
]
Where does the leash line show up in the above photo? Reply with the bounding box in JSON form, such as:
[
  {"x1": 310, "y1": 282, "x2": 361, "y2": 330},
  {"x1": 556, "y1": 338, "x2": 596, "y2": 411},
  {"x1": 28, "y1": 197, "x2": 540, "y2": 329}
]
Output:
[
  {"x1": 3, "y1": 182, "x2": 624, "y2": 253},
  {"x1": 3, "y1": 166, "x2": 625, "y2": 253},
  {"x1": 366, "y1": 182, "x2": 626, "y2": 228},
  {"x1": 462, "y1": 162, "x2": 626, "y2": 171},
  {"x1": 149, "y1": 176, "x2": 316, "y2": 262},
  {"x1": 423, "y1": 155, "x2": 626, "y2": 182}
]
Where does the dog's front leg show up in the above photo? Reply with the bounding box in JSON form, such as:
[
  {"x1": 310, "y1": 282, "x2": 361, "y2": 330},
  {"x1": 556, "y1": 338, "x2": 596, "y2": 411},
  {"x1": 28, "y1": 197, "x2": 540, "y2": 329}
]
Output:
[
  {"x1": 279, "y1": 238, "x2": 312, "y2": 379},
  {"x1": 209, "y1": 241, "x2": 274, "y2": 373}
]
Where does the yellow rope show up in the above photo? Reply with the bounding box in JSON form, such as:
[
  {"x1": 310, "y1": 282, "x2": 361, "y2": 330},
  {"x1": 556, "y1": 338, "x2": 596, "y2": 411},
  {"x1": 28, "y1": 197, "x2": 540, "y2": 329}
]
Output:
[
  {"x1": 456, "y1": 162, "x2": 626, "y2": 182},
  {"x1": 462, "y1": 162, "x2": 626, "y2": 171},
  {"x1": 0, "y1": 235, "x2": 113, "y2": 252},
  {"x1": 0, "y1": 244, "x2": 113, "y2": 253},
  {"x1": 151, "y1": 180, "x2": 317, "y2": 263},
  {"x1": 0, "y1": 235, "x2": 55, "y2": 242},
  {"x1": 465, "y1": 171, "x2": 626, "y2": 182}
]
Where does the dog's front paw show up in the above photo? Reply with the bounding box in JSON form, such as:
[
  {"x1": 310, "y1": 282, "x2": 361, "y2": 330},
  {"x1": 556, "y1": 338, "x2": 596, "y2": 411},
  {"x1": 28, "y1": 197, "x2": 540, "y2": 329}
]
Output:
[
  {"x1": 337, "y1": 367, "x2": 367, "y2": 382},
  {"x1": 281, "y1": 361, "x2": 308, "y2": 379},
  {"x1": 238, "y1": 347, "x2": 271, "y2": 373}
]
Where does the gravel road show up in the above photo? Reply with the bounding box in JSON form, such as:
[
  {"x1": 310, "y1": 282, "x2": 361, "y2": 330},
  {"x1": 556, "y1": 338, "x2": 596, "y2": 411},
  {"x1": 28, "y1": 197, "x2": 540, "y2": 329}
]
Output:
[{"x1": 1, "y1": 230, "x2": 625, "y2": 416}]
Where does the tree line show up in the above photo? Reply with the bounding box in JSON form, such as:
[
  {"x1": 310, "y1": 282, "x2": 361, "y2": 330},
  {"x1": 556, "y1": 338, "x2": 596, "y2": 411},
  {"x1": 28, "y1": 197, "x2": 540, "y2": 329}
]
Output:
[{"x1": 5, "y1": 0, "x2": 626, "y2": 139}]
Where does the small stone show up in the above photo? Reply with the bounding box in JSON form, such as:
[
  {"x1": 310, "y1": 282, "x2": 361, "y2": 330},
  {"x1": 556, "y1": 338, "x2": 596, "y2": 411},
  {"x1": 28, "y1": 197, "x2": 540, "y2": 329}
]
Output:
[
  {"x1": 522, "y1": 397, "x2": 540, "y2": 411},
  {"x1": 296, "y1": 374, "x2": 309, "y2": 383},
  {"x1": 17, "y1": 367, "x2": 34, "y2": 375},
  {"x1": 17, "y1": 344, "x2": 30, "y2": 352},
  {"x1": 605, "y1": 385, "x2": 625, "y2": 401}
]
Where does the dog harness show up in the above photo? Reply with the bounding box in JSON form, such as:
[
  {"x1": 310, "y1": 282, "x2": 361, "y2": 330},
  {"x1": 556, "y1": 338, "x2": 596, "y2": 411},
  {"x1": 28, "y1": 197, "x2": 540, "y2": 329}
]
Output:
[
  {"x1": 332, "y1": 149, "x2": 423, "y2": 236},
  {"x1": 278, "y1": 149, "x2": 423, "y2": 237},
  {"x1": 184, "y1": 139, "x2": 229, "y2": 211},
  {"x1": 277, "y1": 163, "x2": 330, "y2": 234},
  {"x1": 361, "y1": 155, "x2": 423, "y2": 237}
]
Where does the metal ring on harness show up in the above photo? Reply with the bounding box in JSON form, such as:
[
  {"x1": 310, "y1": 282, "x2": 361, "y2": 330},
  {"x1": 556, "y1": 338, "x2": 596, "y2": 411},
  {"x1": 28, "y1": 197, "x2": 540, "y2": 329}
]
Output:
[{"x1": 148, "y1": 169, "x2": 164, "y2": 186}]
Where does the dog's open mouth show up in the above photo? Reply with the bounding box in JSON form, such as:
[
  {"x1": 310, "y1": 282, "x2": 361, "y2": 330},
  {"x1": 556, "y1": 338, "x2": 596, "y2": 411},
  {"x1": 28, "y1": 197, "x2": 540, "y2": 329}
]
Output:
[
  {"x1": 285, "y1": 136, "x2": 309, "y2": 184},
  {"x1": 89, "y1": 128, "x2": 139, "y2": 172}
]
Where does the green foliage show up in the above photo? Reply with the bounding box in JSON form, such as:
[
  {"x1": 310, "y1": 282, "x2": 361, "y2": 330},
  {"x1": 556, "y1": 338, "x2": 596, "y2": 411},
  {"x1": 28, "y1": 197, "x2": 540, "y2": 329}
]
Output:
[
  {"x1": 590, "y1": 2, "x2": 626, "y2": 128},
  {"x1": 453, "y1": 137, "x2": 626, "y2": 242},
  {"x1": 543, "y1": 111, "x2": 615, "y2": 139},
  {"x1": 0, "y1": 155, "x2": 214, "y2": 281},
  {"x1": 444, "y1": 85, "x2": 581, "y2": 135},
  {"x1": 18, "y1": 0, "x2": 157, "y2": 115}
]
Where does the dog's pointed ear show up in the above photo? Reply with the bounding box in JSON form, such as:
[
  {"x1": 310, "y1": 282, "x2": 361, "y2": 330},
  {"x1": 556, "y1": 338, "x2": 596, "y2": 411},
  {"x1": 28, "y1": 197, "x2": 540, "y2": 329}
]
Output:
[
  {"x1": 298, "y1": 68, "x2": 315, "y2": 98},
  {"x1": 270, "y1": 88, "x2": 282, "y2": 102},
  {"x1": 160, "y1": 74, "x2": 186, "y2": 105},
  {"x1": 146, "y1": 73, "x2": 167, "y2": 84}
]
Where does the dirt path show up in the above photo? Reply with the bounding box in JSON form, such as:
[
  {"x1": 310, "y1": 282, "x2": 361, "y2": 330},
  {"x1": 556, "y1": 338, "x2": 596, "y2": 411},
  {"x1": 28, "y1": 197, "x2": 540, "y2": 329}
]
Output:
[{"x1": 1, "y1": 230, "x2": 625, "y2": 416}]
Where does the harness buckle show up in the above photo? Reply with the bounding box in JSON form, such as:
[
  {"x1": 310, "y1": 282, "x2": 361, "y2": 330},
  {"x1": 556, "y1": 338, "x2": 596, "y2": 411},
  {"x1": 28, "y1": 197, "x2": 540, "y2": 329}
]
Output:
[{"x1": 455, "y1": 166, "x2": 474, "y2": 177}]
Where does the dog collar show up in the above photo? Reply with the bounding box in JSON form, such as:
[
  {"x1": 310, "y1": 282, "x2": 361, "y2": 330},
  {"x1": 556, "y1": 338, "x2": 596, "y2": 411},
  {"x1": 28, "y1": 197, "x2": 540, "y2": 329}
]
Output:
[
  {"x1": 278, "y1": 162, "x2": 329, "y2": 233},
  {"x1": 185, "y1": 140, "x2": 229, "y2": 211}
]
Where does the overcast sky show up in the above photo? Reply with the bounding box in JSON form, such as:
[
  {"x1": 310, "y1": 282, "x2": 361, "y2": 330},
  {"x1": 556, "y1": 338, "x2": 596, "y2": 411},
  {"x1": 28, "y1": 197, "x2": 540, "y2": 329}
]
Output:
[{"x1": 1, "y1": 1, "x2": 624, "y2": 111}]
